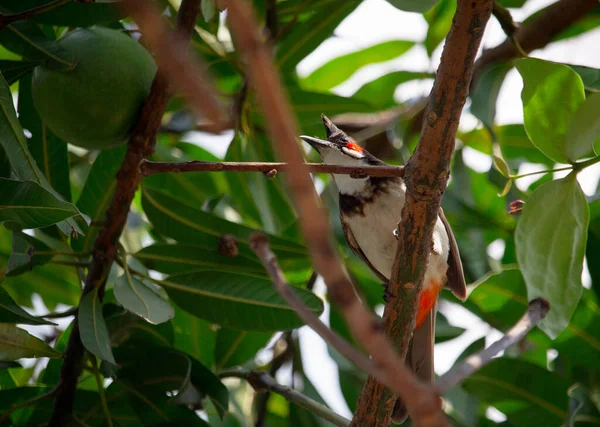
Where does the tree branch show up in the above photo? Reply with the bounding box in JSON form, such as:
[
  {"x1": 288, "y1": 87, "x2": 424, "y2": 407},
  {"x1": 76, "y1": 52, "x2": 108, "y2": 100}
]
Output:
[
  {"x1": 48, "y1": 1, "x2": 202, "y2": 425},
  {"x1": 122, "y1": 0, "x2": 226, "y2": 132},
  {"x1": 219, "y1": 368, "x2": 351, "y2": 427},
  {"x1": 249, "y1": 233, "x2": 382, "y2": 381},
  {"x1": 352, "y1": 0, "x2": 494, "y2": 425},
  {"x1": 473, "y1": 0, "x2": 599, "y2": 85},
  {"x1": 223, "y1": 1, "x2": 447, "y2": 425},
  {"x1": 140, "y1": 160, "x2": 405, "y2": 178},
  {"x1": 0, "y1": 0, "x2": 72, "y2": 29},
  {"x1": 436, "y1": 298, "x2": 550, "y2": 393}
]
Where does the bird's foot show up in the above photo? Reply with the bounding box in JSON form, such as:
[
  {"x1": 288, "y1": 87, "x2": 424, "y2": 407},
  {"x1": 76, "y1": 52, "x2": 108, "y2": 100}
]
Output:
[{"x1": 393, "y1": 228, "x2": 399, "y2": 240}]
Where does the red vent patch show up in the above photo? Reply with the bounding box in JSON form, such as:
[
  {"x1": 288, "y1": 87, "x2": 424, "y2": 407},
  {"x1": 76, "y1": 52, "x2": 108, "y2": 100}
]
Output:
[{"x1": 345, "y1": 142, "x2": 363, "y2": 153}]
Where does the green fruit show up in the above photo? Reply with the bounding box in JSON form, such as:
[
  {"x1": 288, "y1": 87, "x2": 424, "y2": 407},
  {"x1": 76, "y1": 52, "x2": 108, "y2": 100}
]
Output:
[{"x1": 32, "y1": 27, "x2": 157, "y2": 149}]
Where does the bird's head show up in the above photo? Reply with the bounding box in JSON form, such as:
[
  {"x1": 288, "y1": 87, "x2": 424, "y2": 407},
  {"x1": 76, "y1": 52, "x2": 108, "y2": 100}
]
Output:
[
  {"x1": 300, "y1": 115, "x2": 376, "y2": 167},
  {"x1": 300, "y1": 115, "x2": 384, "y2": 195}
]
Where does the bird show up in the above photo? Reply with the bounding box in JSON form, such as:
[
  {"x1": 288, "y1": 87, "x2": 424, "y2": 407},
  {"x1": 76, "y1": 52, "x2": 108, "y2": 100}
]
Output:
[{"x1": 300, "y1": 114, "x2": 467, "y2": 424}]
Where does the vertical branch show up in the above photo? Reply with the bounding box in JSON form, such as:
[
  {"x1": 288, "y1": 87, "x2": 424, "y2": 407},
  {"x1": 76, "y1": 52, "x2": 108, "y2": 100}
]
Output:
[
  {"x1": 352, "y1": 0, "x2": 494, "y2": 424},
  {"x1": 47, "y1": 1, "x2": 203, "y2": 425},
  {"x1": 222, "y1": 0, "x2": 448, "y2": 425}
]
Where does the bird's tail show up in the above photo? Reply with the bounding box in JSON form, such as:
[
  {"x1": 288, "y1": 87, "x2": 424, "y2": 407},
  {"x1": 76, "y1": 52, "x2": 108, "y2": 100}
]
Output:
[{"x1": 391, "y1": 306, "x2": 437, "y2": 424}]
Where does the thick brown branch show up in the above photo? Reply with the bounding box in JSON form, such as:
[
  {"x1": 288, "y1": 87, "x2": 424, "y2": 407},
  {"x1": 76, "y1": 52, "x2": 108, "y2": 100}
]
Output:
[
  {"x1": 436, "y1": 298, "x2": 550, "y2": 393},
  {"x1": 473, "y1": 0, "x2": 599, "y2": 84},
  {"x1": 352, "y1": 1, "x2": 494, "y2": 425},
  {"x1": 224, "y1": 0, "x2": 447, "y2": 425},
  {"x1": 48, "y1": 1, "x2": 202, "y2": 425},
  {"x1": 249, "y1": 233, "x2": 382, "y2": 381},
  {"x1": 140, "y1": 160, "x2": 405, "y2": 178},
  {"x1": 219, "y1": 368, "x2": 351, "y2": 427}
]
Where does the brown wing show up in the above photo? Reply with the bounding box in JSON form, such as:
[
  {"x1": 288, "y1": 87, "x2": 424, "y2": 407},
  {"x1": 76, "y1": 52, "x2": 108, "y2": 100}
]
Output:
[
  {"x1": 439, "y1": 208, "x2": 467, "y2": 301},
  {"x1": 341, "y1": 217, "x2": 389, "y2": 283}
]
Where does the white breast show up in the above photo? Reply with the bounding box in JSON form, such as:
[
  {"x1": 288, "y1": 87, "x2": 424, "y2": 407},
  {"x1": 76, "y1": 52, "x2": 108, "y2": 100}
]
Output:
[{"x1": 344, "y1": 187, "x2": 450, "y2": 286}]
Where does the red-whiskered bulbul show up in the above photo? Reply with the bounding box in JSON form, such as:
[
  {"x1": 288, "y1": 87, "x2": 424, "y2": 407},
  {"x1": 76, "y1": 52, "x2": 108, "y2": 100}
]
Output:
[{"x1": 300, "y1": 115, "x2": 467, "y2": 424}]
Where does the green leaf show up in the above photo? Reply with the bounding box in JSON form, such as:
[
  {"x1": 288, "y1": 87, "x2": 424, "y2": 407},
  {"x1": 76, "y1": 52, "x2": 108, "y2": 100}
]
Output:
[
  {"x1": 0, "y1": 21, "x2": 75, "y2": 71},
  {"x1": 435, "y1": 312, "x2": 465, "y2": 343},
  {"x1": 105, "y1": 306, "x2": 174, "y2": 348},
  {"x1": 566, "y1": 92, "x2": 600, "y2": 159},
  {"x1": 18, "y1": 73, "x2": 71, "y2": 202},
  {"x1": 301, "y1": 40, "x2": 415, "y2": 92},
  {"x1": 79, "y1": 288, "x2": 116, "y2": 364},
  {"x1": 72, "y1": 146, "x2": 127, "y2": 253},
  {"x1": 0, "y1": 287, "x2": 53, "y2": 325},
  {"x1": 0, "y1": 60, "x2": 39, "y2": 85},
  {"x1": 0, "y1": 323, "x2": 61, "y2": 360},
  {"x1": 0, "y1": 0, "x2": 124, "y2": 26},
  {"x1": 0, "y1": 179, "x2": 79, "y2": 229},
  {"x1": 463, "y1": 358, "x2": 569, "y2": 426},
  {"x1": 134, "y1": 243, "x2": 265, "y2": 275},
  {"x1": 516, "y1": 175, "x2": 589, "y2": 338},
  {"x1": 141, "y1": 187, "x2": 308, "y2": 261},
  {"x1": 470, "y1": 63, "x2": 511, "y2": 129},
  {"x1": 424, "y1": 0, "x2": 456, "y2": 56},
  {"x1": 353, "y1": 71, "x2": 434, "y2": 109},
  {"x1": 114, "y1": 272, "x2": 175, "y2": 325},
  {"x1": 214, "y1": 328, "x2": 273, "y2": 370},
  {"x1": 6, "y1": 231, "x2": 52, "y2": 276},
  {"x1": 386, "y1": 0, "x2": 439, "y2": 12},
  {"x1": 0, "y1": 73, "x2": 81, "y2": 236},
  {"x1": 163, "y1": 271, "x2": 323, "y2": 331},
  {"x1": 516, "y1": 58, "x2": 586, "y2": 163},
  {"x1": 566, "y1": 384, "x2": 600, "y2": 427},
  {"x1": 275, "y1": 0, "x2": 361, "y2": 72},
  {"x1": 553, "y1": 290, "x2": 600, "y2": 372},
  {"x1": 568, "y1": 64, "x2": 600, "y2": 91},
  {"x1": 172, "y1": 305, "x2": 215, "y2": 368}
]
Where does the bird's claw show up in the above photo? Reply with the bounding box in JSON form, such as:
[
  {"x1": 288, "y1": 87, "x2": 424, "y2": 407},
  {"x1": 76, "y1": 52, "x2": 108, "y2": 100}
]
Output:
[
  {"x1": 393, "y1": 228, "x2": 399, "y2": 241},
  {"x1": 382, "y1": 283, "x2": 393, "y2": 303}
]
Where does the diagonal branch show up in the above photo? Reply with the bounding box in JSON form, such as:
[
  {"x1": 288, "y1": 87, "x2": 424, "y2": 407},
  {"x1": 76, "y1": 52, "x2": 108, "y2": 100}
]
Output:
[
  {"x1": 436, "y1": 298, "x2": 550, "y2": 393},
  {"x1": 219, "y1": 368, "x2": 351, "y2": 427},
  {"x1": 0, "y1": 0, "x2": 72, "y2": 29},
  {"x1": 352, "y1": 0, "x2": 494, "y2": 425},
  {"x1": 473, "y1": 0, "x2": 599, "y2": 85},
  {"x1": 48, "y1": 1, "x2": 204, "y2": 425},
  {"x1": 249, "y1": 233, "x2": 382, "y2": 381},
  {"x1": 223, "y1": 0, "x2": 448, "y2": 425},
  {"x1": 140, "y1": 160, "x2": 405, "y2": 178}
]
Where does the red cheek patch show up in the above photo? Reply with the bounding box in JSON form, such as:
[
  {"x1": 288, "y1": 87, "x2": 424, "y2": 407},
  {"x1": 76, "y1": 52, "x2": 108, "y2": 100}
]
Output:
[{"x1": 345, "y1": 141, "x2": 363, "y2": 153}]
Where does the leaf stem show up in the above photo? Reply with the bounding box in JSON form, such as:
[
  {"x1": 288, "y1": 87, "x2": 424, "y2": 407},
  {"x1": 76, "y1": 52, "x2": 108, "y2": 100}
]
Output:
[
  {"x1": 36, "y1": 251, "x2": 91, "y2": 258},
  {"x1": 219, "y1": 368, "x2": 351, "y2": 427},
  {"x1": 574, "y1": 155, "x2": 600, "y2": 171},
  {"x1": 37, "y1": 307, "x2": 78, "y2": 319},
  {"x1": 510, "y1": 166, "x2": 572, "y2": 179},
  {"x1": 48, "y1": 260, "x2": 90, "y2": 268},
  {"x1": 89, "y1": 355, "x2": 113, "y2": 427}
]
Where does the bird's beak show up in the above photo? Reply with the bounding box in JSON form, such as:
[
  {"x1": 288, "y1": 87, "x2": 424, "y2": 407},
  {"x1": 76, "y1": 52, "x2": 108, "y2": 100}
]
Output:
[{"x1": 300, "y1": 135, "x2": 332, "y2": 152}]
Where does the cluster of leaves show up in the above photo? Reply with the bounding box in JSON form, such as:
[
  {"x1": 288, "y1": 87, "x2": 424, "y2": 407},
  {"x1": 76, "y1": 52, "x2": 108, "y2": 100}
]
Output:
[{"x1": 0, "y1": 0, "x2": 599, "y2": 426}]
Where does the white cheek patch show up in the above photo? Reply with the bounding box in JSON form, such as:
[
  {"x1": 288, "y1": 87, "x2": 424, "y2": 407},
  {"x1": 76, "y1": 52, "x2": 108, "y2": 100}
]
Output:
[{"x1": 342, "y1": 147, "x2": 365, "y2": 159}]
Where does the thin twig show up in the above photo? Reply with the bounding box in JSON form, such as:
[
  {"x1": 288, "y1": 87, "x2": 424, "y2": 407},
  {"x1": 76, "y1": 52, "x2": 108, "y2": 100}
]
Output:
[
  {"x1": 223, "y1": 1, "x2": 448, "y2": 425},
  {"x1": 0, "y1": 0, "x2": 72, "y2": 29},
  {"x1": 354, "y1": 0, "x2": 494, "y2": 424},
  {"x1": 220, "y1": 368, "x2": 351, "y2": 427},
  {"x1": 122, "y1": 0, "x2": 227, "y2": 132},
  {"x1": 48, "y1": 1, "x2": 202, "y2": 425},
  {"x1": 436, "y1": 298, "x2": 550, "y2": 392},
  {"x1": 249, "y1": 233, "x2": 381, "y2": 380},
  {"x1": 36, "y1": 307, "x2": 78, "y2": 319},
  {"x1": 140, "y1": 160, "x2": 405, "y2": 178}
]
